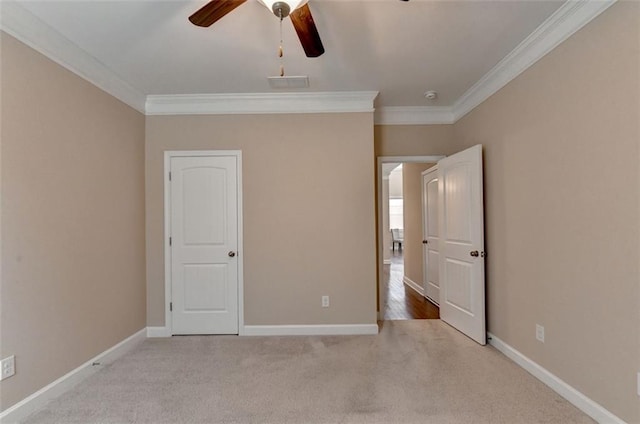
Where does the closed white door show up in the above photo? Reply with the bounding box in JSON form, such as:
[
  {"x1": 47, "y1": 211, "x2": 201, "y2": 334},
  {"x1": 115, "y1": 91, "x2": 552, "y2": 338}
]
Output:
[
  {"x1": 421, "y1": 166, "x2": 440, "y2": 305},
  {"x1": 170, "y1": 155, "x2": 239, "y2": 335},
  {"x1": 438, "y1": 145, "x2": 486, "y2": 345}
]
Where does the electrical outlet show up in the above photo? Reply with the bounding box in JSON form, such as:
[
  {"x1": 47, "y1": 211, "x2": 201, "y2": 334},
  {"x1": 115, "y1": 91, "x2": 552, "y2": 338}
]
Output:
[
  {"x1": 321, "y1": 296, "x2": 330, "y2": 308},
  {"x1": 536, "y1": 324, "x2": 545, "y2": 343},
  {"x1": 1, "y1": 356, "x2": 15, "y2": 381}
]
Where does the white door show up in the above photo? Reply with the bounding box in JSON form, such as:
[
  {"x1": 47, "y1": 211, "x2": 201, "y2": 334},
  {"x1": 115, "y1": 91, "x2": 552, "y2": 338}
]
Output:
[
  {"x1": 170, "y1": 155, "x2": 239, "y2": 335},
  {"x1": 438, "y1": 145, "x2": 486, "y2": 345},
  {"x1": 421, "y1": 166, "x2": 440, "y2": 305}
]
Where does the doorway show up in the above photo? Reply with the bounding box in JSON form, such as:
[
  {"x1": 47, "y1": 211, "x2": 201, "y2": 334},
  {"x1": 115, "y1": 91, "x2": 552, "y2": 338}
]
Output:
[
  {"x1": 377, "y1": 156, "x2": 444, "y2": 321},
  {"x1": 377, "y1": 146, "x2": 487, "y2": 345}
]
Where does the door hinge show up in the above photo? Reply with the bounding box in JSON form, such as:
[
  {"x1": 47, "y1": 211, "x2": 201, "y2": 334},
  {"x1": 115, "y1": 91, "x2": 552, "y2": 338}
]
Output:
[
  {"x1": 169, "y1": 171, "x2": 172, "y2": 181},
  {"x1": 169, "y1": 237, "x2": 172, "y2": 246},
  {"x1": 170, "y1": 302, "x2": 173, "y2": 312}
]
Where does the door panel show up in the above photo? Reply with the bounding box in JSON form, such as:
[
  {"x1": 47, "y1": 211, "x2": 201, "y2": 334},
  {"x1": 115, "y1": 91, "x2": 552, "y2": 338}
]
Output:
[
  {"x1": 171, "y1": 155, "x2": 239, "y2": 335},
  {"x1": 182, "y1": 264, "x2": 228, "y2": 311},
  {"x1": 438, "y1": 145, "x2": 485, "y2": 345},
  {"x1": 443, "y1": 259, "x2": 472, "y2": 313},
  {"x1": 426, "y1": 178, "x2": 439, "y2": 239},
  {"x1": 426, "y1": 250, "x2": 440, "y2": 302},
  {"x1": 422, "y1": 166, "x2": 440, "y2": 304},
  {"x1": 443, "y1": 165, "x2": 472, "y2": 243},
  {"x1": 182, "y1": 167, "x2": 227, "y2": 245}
]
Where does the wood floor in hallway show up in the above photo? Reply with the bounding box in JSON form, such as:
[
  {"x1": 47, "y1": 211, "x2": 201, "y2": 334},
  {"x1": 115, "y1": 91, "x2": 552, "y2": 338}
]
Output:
[{"x1": 383, "y1": 250, "x2": 440, "y2": 320}]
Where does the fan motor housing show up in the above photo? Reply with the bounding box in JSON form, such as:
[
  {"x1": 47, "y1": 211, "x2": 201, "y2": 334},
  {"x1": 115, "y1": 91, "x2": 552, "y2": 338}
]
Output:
[{"x1": 272, "y1": 1, "x2": 291, "y2": 18}]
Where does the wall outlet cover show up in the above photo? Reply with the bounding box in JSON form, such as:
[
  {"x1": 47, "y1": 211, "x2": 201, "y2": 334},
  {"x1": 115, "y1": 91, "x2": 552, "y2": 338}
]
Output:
[
  {"x1": 321, "y1": 296, "x2": 330, "y2": 308},
  {"x1": 1, "y1": 355, "x2": 16, "y2": 381}
]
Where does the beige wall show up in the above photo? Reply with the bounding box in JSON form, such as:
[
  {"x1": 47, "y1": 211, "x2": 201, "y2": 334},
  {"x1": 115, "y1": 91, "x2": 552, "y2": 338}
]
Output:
[
  {"x1": 453, "y1": 3, "x2": 640, "y2": 422},
  {"x1": 374, "y1": 124, "x2": 456, "y2": 157},
  {"x1": 402, "y1": 163, "x2": 435, "y2": 287},
  {"x1": 0, "y1": 34, "x2": 146, "y2": 410},
  {"x1": 146, "y1": 113, "x2": 377, "y2": 327}
]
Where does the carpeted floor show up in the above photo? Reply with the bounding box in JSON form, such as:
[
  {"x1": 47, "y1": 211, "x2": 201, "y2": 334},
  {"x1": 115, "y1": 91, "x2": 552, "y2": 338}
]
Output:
[{"x1": 23, "y1": 320, "x2": 594, "y2": 424}]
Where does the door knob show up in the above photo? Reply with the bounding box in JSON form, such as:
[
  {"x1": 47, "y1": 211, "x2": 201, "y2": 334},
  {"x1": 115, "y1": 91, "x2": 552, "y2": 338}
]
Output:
[
  {"x1": 422, "y1": 240, "x2": 428, "y2": 244},
  {"x1": 470, "y1": 250, "x2": 479, "y2": 257},
  {"x1": 228, "y1": 251, "x2": 236, "y2": 257}
]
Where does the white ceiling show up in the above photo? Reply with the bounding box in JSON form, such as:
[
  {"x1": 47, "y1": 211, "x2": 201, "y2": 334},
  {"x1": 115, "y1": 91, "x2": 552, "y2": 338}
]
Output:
[
  {"x1": 10, "y1": 0, "x2": 565, "y2": 108},
  {"x1": 2, "y1": 0, "x2": 615, "y2": 120}
]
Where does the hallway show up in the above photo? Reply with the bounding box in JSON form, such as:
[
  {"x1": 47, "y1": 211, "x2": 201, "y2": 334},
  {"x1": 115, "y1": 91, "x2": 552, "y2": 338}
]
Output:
[{"x1": 383, "y1": 250, "x2": 440, "y2": 320}]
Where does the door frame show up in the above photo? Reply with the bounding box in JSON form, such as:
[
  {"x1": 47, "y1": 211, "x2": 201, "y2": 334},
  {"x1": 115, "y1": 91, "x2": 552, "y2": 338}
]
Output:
[
  {"x1": 164, "y1": 150, "x2": 245, "y2": 335},
  {"x1": 376, "y1": 155, "x2": 445, "y2": 320}
]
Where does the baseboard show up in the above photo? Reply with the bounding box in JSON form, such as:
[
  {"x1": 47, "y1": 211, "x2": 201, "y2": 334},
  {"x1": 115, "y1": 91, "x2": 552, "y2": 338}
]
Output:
[
  {"x1": 146, "y1": 326, "x2": 171, "y2": 338},
  {"x1": 383, "y1": 259, "x2": 392, "y2": 265},
  {"x1": 488, "y1": 332, "x2": 625, "y2": 424},
  {"x1": 402, "y1": 276, "x2": 424, "y2": 297},
  {"x1": 147, "y1": 324, "x2": 380, "y2": 337},
  {"x1": 242, "y1": 324, "x2": 379, "y2": 336},
  {"x1": 0, "y1": 328, "x2": 146, "y2": 424},
  {"x1": 425, "y1": 295, "x2": 439, "y2": 307}
]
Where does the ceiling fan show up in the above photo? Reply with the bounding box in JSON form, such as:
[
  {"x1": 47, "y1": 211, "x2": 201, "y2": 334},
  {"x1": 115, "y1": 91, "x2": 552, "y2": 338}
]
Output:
[{"x1": 189, "y1": 0, "x2": 325, "y2": 58}]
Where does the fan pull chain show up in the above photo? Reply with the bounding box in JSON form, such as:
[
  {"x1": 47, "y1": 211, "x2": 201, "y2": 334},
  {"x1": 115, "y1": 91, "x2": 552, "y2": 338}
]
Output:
[{"x1": 278, "y1": 10, "x2": 284, "y2": 77}]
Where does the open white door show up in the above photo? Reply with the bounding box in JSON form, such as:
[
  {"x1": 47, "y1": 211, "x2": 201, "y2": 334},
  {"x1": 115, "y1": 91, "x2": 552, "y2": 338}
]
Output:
[
  {"x1": 170, "y1": 155, "x2": 239, "y2": 335},
  {"x1": 421, "y1": 166, "x2": 440, "y2": 305},
  {"x1": 437, "y1": 145, "x2": 485, "y2": 345}
]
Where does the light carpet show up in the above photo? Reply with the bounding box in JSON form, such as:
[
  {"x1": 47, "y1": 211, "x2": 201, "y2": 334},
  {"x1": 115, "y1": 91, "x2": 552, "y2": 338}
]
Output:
[{"x1": 23, "y1": 320, "x2": 594, "y2": 423}]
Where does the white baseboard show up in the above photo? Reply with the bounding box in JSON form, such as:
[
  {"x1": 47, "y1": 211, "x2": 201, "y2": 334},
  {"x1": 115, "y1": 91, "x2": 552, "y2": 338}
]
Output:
[
  {"x1": 403, "y1": 276, "x2": 424, "y2": 297},
  {"x1": 146, "y1": 326, "x2": 171, "y2": 338},
  {"x1": 0, "y1": 328, "x2": 146, "y2": 424},
  {"x1": 425, "y1": 295, "x2": 439, "y2": 307},
  {"x1": 148, "y1": 324, "x2": 380, "y2": 337},
  {"x1": 242, "y1": 324, "x2": 379, "y2": 336},
  {"x1": 488, "y1": 332, "x2": 625, "y2": 424}
]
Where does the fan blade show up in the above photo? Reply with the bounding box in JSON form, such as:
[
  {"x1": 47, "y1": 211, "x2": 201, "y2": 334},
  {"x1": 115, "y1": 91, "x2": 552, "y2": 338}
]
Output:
[
  {"x1": 189, "y1": 0, "x2": 246, "y2": 27},
  {"x1": 290, "y1": 3, "x2": 325, "y2": 58}
]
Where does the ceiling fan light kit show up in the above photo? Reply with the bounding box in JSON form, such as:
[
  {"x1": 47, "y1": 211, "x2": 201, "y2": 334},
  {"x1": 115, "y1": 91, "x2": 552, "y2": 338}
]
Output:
[{"x1": 258, "y1": 0, "x2": 309, "y2": 17}]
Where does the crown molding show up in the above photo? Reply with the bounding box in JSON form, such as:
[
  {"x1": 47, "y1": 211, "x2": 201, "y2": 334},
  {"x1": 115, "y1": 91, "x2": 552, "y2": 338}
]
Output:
[
  {"x1": 145, "y1": 92, "x2": 379, "y2": 115},
  {"x1": 374, "y1": 106, "x2": 454, "y2": 125},
  {"x1": 0, "y1": 1, "x2": 146, "y2": 113},
  {"x1": 452, "y1": 0, "x2": 617, "y2": 122}
]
